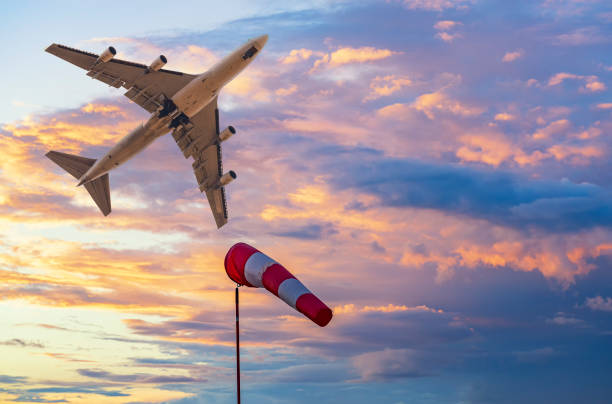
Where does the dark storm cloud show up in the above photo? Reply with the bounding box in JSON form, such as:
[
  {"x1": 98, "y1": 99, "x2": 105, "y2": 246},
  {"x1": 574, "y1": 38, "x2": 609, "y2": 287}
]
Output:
[
  {"x1": 27, "y1": 386, "x2": 128, "y2": 397},
  {"x1": 0, "y1": 375, "x2": 27, "y2": 384},
  {"x1": 326, "y1": 154, "x2": 612, "y2": 232},
  {"x1": 77, "y1": 369, "x2": 205, "y2": 384},
  {"x1": 270, "y1": 223, "x2": 338, "y2": 240}
]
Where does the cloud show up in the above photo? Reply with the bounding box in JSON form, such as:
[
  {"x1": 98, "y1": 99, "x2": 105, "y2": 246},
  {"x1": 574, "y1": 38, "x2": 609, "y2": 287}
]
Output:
[
  {"x1": 434, "y1": 20, "x2": 461, "y2": 31},
  {"x1": 434, "y1": 20, "x2": 462, "y2": 42},
  {"x1": 502, "y1": 49, "x2": 524, "y2": 62},
  {"x1": 596, "y1": 103, "x2": 612, "y2": 110},
  {"x1": 513, "y1": 347, "x2": 556, "y2": 363},
  {"x1": 363, "y1": 75, "x2": 413, "y2": 101},
  {"x1": 27, "y1": 387, "x2": 128, "y2": 397},
  {"x1": 275, "y1": 84, "x2": 299, "y2": 96},
  {"x1": 77, "y1": 368, "x2": 205, "y2": 384},
  {"x1": 436, "y1": 32, "x2": 462, "y2": 42},
  {"x1": 327, "y1": 155, "x2": 612, "y2": 233},
  {"x1": 456, "y1": 133, "x2": 516, "y2": 166},
  {"x1": 0, "y1": 339, "x2": 44, "y2": 348},
  {"x1": 533, "y1": 119, "x2": 571, "y2": 139},
  {"x1": 271, "y1": 223, "x2": 337, "y2": 240},
  {"x1": 279, "y1": 48, "x2": 321, "y2": 64},
  {"x1": 546, "y1": 312, "x2": 584, "y2": 326},
  {"x1": 409, "y1": 91, "x2": 484, "y2": 119},
  {"x1": 584, "y1": 296, "x2": 612, "y2": 312},
  {"x1": 311, "y1": 46, "x2": 400, "y2": 71},
  {"x1": 547, "y1": 143, "x2": 605, "y2": 164},
  {"x1": 352, "y1": 348, "x2": 429, "y2": 381},
  {"x1": 0, "y1": 375, "x2": 27, "y2": 384},
  {"x1": 265, "y1": 363, "x2": 350, "y2": 383},
  {"x1": 400, "y1": 0, "x2": 475, "y2": 11},
  {"x1": 494, "y1": 113, "x2": 515, "y2": 121},
  {"x1": 555, "y1": 27, "x2": 609, "y2": 46},
  {"x1": 547, "y1": 72, "x2": 606, "y2": 92}
]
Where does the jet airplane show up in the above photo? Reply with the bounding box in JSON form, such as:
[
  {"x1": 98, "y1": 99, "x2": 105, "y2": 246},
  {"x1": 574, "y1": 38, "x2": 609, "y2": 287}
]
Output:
[{"x1": 44, "y1": 35, "x2": 268, "y2": 228}]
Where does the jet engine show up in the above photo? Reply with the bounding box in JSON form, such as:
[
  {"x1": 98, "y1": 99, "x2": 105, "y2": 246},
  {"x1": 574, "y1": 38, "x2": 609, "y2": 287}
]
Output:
[
  {"x1": 219, "y1": 126, "x2": 236, "y2": 142},
  {"x1": 96, "y1": 46, "x2": 116, "y2": 63},
  {"x1": 148, "y1": 55, "x2": 167, "y2": 72},
  {"x1": 219, "y1": 170, "x2": 237, "y2": 186}
]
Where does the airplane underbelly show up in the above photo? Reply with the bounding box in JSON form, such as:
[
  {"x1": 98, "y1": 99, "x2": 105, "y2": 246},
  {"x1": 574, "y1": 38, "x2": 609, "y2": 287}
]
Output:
[
  {"x1": 172, "y1": 80, "x2": 215, "y2": 118},
  {"x1": 105, "y1": 124, "x2": 156, "y2": 166}
]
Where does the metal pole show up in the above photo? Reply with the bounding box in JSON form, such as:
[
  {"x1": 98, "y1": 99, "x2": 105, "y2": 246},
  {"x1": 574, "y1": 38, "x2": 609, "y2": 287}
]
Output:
[{"x1": 235, "y1": 286, "x2": 241, "y2": 404}]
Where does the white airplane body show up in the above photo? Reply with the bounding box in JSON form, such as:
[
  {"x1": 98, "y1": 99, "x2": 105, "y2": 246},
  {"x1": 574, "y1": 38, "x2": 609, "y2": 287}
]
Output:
[{"x1": 45, "y1": 35, "x2": 268, "y2": 228}]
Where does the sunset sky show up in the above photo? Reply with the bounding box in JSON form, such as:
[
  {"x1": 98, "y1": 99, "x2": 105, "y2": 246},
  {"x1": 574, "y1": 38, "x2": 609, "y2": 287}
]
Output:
[{"x1": 2, "y1": 0, "x2": 612, "y2": 403}]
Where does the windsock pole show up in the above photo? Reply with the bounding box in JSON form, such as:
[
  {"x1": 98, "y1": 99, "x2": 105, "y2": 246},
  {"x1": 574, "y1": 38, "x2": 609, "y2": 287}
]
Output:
[{"x1": 235, "y1": 286, "x2": 241, "y2": 404}]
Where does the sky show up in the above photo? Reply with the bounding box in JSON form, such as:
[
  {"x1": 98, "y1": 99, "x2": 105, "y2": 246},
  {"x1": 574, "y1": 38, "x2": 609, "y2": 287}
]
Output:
[{"x1": 1, "y1": 0, "x2": 612, "y2": 402}]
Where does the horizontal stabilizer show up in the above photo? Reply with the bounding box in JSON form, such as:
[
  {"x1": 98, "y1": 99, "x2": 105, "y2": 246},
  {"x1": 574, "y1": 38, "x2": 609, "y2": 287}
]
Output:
[
  {"x1": 46, "y1": 150, "x2": 111, "y2": 216},
  {"x1": 46, "y1": 151, "x2": 96, "y2": 180},
  {"x1": 84, "y1": 174, "x2": 111, "y2": 216}
]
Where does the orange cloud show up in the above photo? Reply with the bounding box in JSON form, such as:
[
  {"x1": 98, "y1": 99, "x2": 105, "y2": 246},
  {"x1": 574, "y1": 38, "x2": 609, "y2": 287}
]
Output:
[
  {"x1": 411, "y1": 91, "x2": 484, "y2": 119},
  {"x1": 225, "y1": 70, "x2": 272, "y2": 102},
  {"x1": 494, "y1": 113, "x2": 515, "y2": 121},
  {"x1": 260, "y1": 184, "x2": 390, "y2": 232},
  {"x1": 279, "y1": 48, "x2": 320, "y2": 64},
  {"x1": 547, "y1": 144, "x2": 605, "y2": 163},
  {"x1": 364, "y1": 75, "x2": 413, "y2": 101},
  {"x1": 2, "y1": 109, "x2": 141, "y2": 153},
  {"x1": 311, "y1": 46, "x2": 400, "y2": 72},
  {"x1": 81, "y1": 103, "x2": 125, "y2": 116}
]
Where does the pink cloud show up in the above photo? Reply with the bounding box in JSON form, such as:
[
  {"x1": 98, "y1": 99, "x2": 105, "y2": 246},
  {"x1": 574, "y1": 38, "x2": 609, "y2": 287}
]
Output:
[
  {"x1": 433, "y1": 20, "x2": 462, "y2": 42},
  {"x1": 548, "y1": 72, "x2": 606, "y2": 92},
  {"x1": 502, "y1": 49, "x2": 524, "y2": 62},
  {"x1": 279, "y1": 48, "x2": 321, "y2": 64},
  {"x1": 434, "y1": 20, "x2": 461, "y2": 31},
  {"x1": 400, "y1": 0, "x2": 475, "y2": 11}
]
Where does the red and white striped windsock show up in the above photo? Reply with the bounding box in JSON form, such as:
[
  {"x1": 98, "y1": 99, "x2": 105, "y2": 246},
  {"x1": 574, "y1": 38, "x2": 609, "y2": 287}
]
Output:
[{"x1": 224, "y1": 242, "x2": 333, "y2": 327}]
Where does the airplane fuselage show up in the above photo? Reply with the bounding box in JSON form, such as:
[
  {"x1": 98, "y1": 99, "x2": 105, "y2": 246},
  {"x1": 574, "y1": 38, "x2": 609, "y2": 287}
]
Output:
[{"x1": 78, "y1": 35, "x2": 267, "y2": 186}]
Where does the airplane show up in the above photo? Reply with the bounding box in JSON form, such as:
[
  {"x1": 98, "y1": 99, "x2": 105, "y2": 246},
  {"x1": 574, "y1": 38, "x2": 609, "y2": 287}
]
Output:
[{"x1": 44, "y1": 34, "x2": 268, "y2": 228}]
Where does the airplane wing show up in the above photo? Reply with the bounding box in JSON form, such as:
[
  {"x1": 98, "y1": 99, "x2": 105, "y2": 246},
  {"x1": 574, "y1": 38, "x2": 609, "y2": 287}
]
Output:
[
  {"x1": 170, "y1": 97, "x2": 230, "y2": 228},
  {"x1": 45, "y1": 43, "x2": 197, "y2": 113}
]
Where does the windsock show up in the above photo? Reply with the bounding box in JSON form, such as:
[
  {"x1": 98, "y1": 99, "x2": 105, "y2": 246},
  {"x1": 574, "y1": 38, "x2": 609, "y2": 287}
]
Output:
[{"x1": 225, "y1": 242, "x2": 333, "y2": 327}]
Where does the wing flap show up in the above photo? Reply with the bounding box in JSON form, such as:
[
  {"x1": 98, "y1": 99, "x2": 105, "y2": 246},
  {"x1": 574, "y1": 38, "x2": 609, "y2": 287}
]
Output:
[{"x1": 205, "y1": 186, "x2": 228, "y2": 228}]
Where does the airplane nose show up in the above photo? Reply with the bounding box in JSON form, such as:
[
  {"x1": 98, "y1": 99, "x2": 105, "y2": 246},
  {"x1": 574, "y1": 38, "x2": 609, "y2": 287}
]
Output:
[{"x1": 255, "y1": 34, "x2": 268, "y2": 49}]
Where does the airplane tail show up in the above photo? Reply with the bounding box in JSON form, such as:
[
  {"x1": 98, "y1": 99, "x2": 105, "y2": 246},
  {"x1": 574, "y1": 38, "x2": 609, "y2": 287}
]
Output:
[{"x1": 46, "y1": 151, "x2": 112, "y2": 216}]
